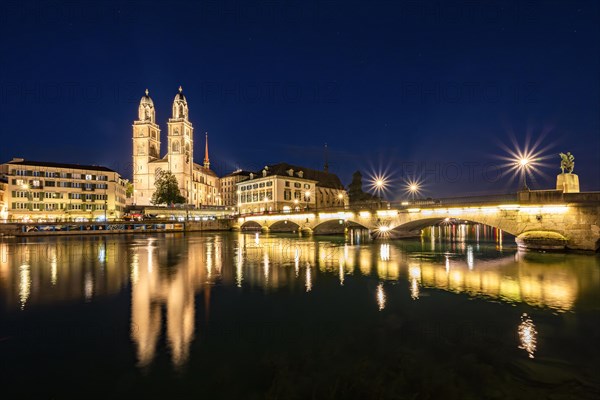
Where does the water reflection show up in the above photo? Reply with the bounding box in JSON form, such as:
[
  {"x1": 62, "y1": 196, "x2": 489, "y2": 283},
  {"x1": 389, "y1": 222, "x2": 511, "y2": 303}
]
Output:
[
  {"x1": 518, "y1": 313, "x2": 538, "y2": 358},
  {"x1": 0, "y1": 233, "x2": 598, "y2": 368},
  {"x1": 376, "y1": 283, "x2": 386, "y2": 310}
]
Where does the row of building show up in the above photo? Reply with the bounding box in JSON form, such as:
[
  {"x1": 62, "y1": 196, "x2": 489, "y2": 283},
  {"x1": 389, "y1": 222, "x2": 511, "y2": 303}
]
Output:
[{"x1": 0, "y1": 87, "x2": 348, "y2": 222}]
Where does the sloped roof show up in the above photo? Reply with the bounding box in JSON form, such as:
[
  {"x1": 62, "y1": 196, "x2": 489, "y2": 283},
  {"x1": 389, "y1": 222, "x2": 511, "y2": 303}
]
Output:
[
  {"x1": 5, "y1": 159, "x2": 116, "y2": 173},
  {"x1": 255, "y1": 163, "x2": 345, "y2": 189},
  {"x1": 193, "y1": 162, "x2": 218, "y2": 177},
  {"x1": 222, "y1": 169, "x2": 253, "y2": 178}
]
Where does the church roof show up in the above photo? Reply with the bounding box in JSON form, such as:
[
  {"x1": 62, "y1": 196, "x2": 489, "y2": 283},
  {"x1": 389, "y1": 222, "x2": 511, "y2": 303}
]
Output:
[
  {"x1": 5, "y1": 159, "x2": 117, "y2": 173},
  {"x1": 254, "y1": 163, "x2": 345, "y2": 189},
  {"x1": 140, "y1": 89, "x2": 154, "y2": 106},
  {"x1": 193, "y1": 162, "x2": 218, "y2": 177}
]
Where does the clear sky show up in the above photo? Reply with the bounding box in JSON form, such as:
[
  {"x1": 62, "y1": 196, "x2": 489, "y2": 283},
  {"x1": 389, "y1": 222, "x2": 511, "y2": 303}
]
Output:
[{"x1": 1, "y1": 0, "x2": 598, "y2": 199}]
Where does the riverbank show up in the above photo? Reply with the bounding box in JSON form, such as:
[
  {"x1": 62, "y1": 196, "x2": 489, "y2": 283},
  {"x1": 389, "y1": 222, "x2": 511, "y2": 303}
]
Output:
[{"x1": 0, "y1": 219, "x2": 232, "y2": 237}]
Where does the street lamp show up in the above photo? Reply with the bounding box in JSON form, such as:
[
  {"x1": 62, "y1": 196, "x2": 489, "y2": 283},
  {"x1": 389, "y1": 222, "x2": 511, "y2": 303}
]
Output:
[
  {"x1": 517, "y1": 157, "x2": 531, "y2": 190},
  {"x1": 408, "y1": 182, "x2": 419, "y2": 200},
  {"x1": 370, "y1": 175, "x2": 388, "y2": 207}
]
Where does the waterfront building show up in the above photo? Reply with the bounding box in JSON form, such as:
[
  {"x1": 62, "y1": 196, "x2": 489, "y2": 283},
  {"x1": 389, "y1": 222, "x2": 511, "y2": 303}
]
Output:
[
  {"x1": 0, "y1": 158, "x2": 127, "y2": 222},
  {"x1": 132, "y1": 87, "x2": 220, "y2": 207},
  {"x1": 236, "y1": 163, "x2": 348, "y2": 215},
  {"x1": 220, "y1": 169, "x2": 251, "y2": 208},
  {"x1": 0, "y1": 175, "x2": 7, "y2": 221}
]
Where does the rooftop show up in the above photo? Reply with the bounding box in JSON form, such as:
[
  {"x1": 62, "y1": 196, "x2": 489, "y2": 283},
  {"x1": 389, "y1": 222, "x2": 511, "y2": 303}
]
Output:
[
  {"x1": 5, "y1": 158, "x2": 117, "y2": 173},
  {"x1": 253, "y1": 163, "x2": 345, "y2": 189}
]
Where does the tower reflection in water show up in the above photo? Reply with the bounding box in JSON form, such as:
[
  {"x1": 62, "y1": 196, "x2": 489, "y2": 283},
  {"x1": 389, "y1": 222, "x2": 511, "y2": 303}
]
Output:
[
  {"x1": 1, "y1": 231, "x2": 598, "y2": 368},
  {"x1": 130, "y1": 235, "x2": 220, "y2": 367}
]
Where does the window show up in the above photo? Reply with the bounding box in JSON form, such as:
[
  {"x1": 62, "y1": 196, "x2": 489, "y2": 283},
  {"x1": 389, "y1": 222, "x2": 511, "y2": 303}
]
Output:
[
  {"x1": 285, "y1": 181, "x2": 290, "y2": 187},
  {"x1": 259, "y1": 182, "x2": 265, "y2": 188},
  {"x1": 284, "y1": 190, "x2": 291, "y2": 200},
  {"x1": 294, "y1": 182, "x2": 301, "y2": 188},
  {"x1": 266, "y1": 181, "x2": 272, "y2": 187},
  {"x1": 304, "y1": 184, "x2": 310, "y2": 189}
]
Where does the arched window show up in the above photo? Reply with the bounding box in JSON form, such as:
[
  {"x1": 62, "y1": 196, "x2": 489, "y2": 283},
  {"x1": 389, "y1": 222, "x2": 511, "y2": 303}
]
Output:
[{"x1": 172, "y1": 140, "x2": 180, "y2": 153}]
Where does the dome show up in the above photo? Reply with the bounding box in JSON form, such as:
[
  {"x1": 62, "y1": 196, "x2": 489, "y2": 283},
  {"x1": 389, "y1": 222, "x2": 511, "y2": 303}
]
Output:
[
  {"x1": 172, "y1": 86, "x2": 189, "y2": 120},
  {"x1": 140, "y1": 88, "x2": 154, "y2": 106},
  {"x1": 138, "y1": 89, "x2": 155, "y2": 122},
  {"x1": 173, "y1": 85, "x2": 187, "y2": 103}
]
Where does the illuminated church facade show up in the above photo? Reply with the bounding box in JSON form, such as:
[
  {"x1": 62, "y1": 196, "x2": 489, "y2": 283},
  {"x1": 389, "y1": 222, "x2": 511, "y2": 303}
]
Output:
[{"x1": 132, "y1": 87, "x2": 220, "y2": 207}]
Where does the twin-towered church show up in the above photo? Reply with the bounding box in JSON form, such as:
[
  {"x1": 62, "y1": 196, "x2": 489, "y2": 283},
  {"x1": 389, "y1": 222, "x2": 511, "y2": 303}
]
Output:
[{"x1": 132, "y1": 87, "x2": 220, "y2": 207}]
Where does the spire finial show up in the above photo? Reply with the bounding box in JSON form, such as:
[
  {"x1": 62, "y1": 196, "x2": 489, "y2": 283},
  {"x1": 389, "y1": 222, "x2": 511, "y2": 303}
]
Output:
[
  {"x1": 178, "y1": 85, "x2": 183, "y2": 93},
  {"x1": 203, "y1": 132, "x2": 210, "y2": 169},
  {"x1": 145, "y1": 88, "x2": 149, "y2": 96}
]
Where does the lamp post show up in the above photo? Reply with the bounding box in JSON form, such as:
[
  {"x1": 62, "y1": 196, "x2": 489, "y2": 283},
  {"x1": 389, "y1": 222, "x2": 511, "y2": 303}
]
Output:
[
  {"x1": 371, "y1": 175, "x2": 388, "y2": 208},
  {"x1": 518, "y1": 157, "x2": 531, "y2": 190},
  {"x1": 408, "y1": 182, "x2": 419, "y2": 201}
]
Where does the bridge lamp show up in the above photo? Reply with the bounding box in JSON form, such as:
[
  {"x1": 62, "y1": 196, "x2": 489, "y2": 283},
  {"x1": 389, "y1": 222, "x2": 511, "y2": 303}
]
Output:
[
  {"x1": 517, "y1": 157, "x2": 532, "y2": 189},
  {"x1": 404, "y1": 179, "x2": 422, "y2": 201}
]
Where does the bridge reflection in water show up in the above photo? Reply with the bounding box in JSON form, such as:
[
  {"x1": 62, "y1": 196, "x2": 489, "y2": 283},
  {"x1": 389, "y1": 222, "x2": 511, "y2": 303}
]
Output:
[{"x1": 0, "y1": 232, "x2": 598, "y2": 368}]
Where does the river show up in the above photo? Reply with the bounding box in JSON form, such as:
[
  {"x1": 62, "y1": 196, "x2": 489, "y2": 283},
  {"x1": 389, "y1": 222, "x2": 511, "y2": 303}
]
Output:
[{"x1": 0, "y1": 231, "x2": 598, "y2": 399}]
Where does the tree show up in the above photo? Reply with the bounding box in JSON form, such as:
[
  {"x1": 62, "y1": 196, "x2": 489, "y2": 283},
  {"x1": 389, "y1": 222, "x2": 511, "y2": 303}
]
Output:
[
  {"x1": 125, "y1": 181, "x2": 134, "y2": 198},
  {"x1": 151, "y1": 170, "x2": 186, "y2": 205}
]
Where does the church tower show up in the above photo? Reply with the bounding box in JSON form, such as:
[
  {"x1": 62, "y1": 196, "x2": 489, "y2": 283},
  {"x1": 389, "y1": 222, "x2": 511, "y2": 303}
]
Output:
[
  {"x1": 132, "y1": 89, "x2": 161, "y2": 204},
  {"x1": 167, "y1": 86, "x2": 194, "y2": 203}
]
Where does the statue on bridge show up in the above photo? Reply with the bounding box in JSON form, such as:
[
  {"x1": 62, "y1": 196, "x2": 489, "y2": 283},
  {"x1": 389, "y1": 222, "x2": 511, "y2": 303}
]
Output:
[{"x1": 559, "y1": 152, "x2": 575, "y2": 174}]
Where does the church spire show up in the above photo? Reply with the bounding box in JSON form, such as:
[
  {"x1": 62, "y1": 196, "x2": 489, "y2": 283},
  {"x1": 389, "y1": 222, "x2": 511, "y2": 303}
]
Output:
[{"x1": 204, "y1": 132, "x2": 210, "y2": 169}]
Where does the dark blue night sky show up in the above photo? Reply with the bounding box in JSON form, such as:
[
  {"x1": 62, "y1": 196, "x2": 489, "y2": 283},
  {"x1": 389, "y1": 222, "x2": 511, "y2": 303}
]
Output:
[{"x1": 1, "y1": 0, "x2": 598, "y2": 198}]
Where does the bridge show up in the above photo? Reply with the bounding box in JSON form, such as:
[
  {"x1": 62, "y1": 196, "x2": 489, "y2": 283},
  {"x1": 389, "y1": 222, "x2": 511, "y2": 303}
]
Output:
[{"x1": 234, "y1": 190, "x2": 600, "y2": 251}]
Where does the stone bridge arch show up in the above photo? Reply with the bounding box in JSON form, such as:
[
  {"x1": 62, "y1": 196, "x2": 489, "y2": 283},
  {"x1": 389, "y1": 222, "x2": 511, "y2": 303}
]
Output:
[
  {"x1": 312, "y1": 219, "x2": 370, "y2": 235},
  {"x1": 268, "y1": 220, "x2": 301, "y2": 233},
  {"x1": 389, "y1": 215, "x2": 521, "y2": 238},
  {"x1": 239, "y1": 220, "x2": 263, "y2": 231}
]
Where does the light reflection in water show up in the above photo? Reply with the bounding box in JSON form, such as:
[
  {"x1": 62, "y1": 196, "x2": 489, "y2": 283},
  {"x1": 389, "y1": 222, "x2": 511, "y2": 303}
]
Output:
[
  {"x1": 19, "y1": 264, "x2": 31, "y2": 309},
  {"x1": 518, "y1": 313, "x2": 538, "y2": 358},
  {"x1": 236, "y1": 246, "x2": 243, "y2": 288},
  {"x1": 467, "y1": 245, "x2": 474, "y2": 270},
  {"x1": 0, "y1": 233, "x2": 595, "y2": 368},
  {"x1": 50, "y1": 248, "x2": 58, "y2": 285},
  {"x1": 305, "y1": 262, "x2": 312, "y2": 292},
  {"x1": 264, "y1": 252, "x2": 270, "y2": 284},
  {"x1": 409, "y1": 264, "x2": 421, "y2": 300},
  {"x1": 84, "y1": 272, "x2": 93, "y2": 301},
  {"x1": 377, "y1": 283, "x2": 386, "y2": 311}
]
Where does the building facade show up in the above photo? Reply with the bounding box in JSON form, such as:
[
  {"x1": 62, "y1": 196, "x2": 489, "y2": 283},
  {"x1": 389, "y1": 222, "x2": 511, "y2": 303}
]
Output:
[
  {"x1": 0, "y1": 158, "x2": 127, "y2": 222},
  {"x1": 220, "y1": 169, "x2": 251, "y2": 208},
  {"x1": 132, "y1": 87, "x2": 220, "y2": 207},
  {"x1": 0, "y1": 176, "x2": 7, "y2": 221},
  {"x1": 236, "y1": 163, "x2": 348, "y2": 215}
]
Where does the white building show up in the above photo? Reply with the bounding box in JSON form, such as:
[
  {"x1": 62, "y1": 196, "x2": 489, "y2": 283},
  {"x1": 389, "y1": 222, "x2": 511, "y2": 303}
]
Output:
[
  {"x1": 132, "y1": 87, "x2": 220, "y2": 207},
  {"x1": 237, "y1": 163, "x2": 348, "y2": 215},
  {"x1": 0, "y1": 158, "x2": 128, "y2": 222}
]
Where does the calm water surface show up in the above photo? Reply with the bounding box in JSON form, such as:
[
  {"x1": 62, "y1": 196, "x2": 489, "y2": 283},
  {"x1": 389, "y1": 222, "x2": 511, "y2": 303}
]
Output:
[{"x1": 1, "y1": 232, "x2": 599, "y2": 399}]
